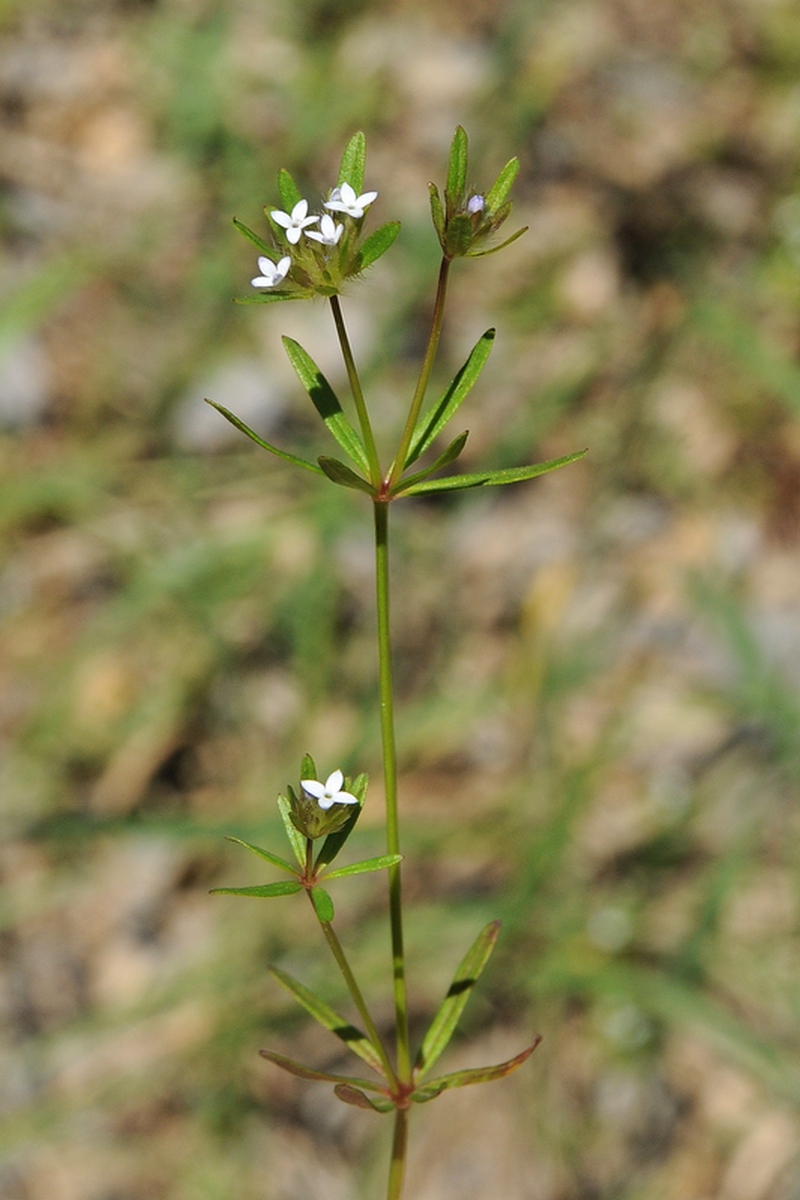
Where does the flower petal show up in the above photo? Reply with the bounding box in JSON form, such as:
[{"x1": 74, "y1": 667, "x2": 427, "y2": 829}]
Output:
[
  {"x1": 301, "y1": 779, "x2": 325, "y2": 800},
  {"x1": 326, "y1": 769, "x2": 344, "y2": 794}
]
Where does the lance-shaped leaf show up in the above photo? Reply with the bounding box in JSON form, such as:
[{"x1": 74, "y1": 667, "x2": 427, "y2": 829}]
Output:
[
  {"x1": 313, "y1": 774, "x2": 367, "y2": 873},
  {"x1": 277, "y1": 167, "x2": 302, "y2": 212},
  {"x1": 466, "y1": 226, "x2": 528, "y2": 259},
  {"x1": 392, "y1": 432, "x2": 469, "y2": 497},
  {"x1": 233, "y1": 216, "x2": 272, "y2": 255},
  {"x1": 402, "y1": 450, "x2": 587, "y2": 497},
  {"x1": 277, "y1": 793, "x2": 307, "y2": 868},
  {"x1": 311, "y1": 886, "x2": 335, "y2": 922},
  {"x1": 301, "y1": 752, "x2": 317, "y2": 779},
  {"x1": 270, "y1": 965, "x2": 386, "y2": 1076},
  {"x1": 235, "y1": 291, "x2": 309, "y2": 305},
  {"x1": 223, "y1": 836, "x2": 299, "y2": 877},
  {"x1": 324, "y1": 853, "x2": 403, "y2": 880},
  {"x1": 338, "y1": 131, "x2": 366, "y2": 193},
  {"x1": 357, "y1": 222, "x2": 401, "y2": 270},
  {"x1": 415, "y1": 920, "x2": 501, "y2": 1079},
  {"x1": 210, "y1": 880, "x2": 303, "y2": 899},
  {"x1": 260, "y1": 1048, "x2": 389, "y2": 1093},
  {"x1": 445, "y1": 125, "x2": 468, "y2": 216},
  {"x1": 318, "y1": 456, "x2": 375, "y2": 494},
  {"x1": 204, "y1": 400, "x2": 323, "y2": 475},
  {"x1": 412, "y1": 1037, "x2": 542, "y2": 1102},
  {"x1": 429, "y1": 183, "x2": 445, "y2": 242},
  {"x1": 334, "y1": 1083, "x2": 394, "y2": 1112},
  {"x1": 405, "y1": 330, "x2": 495, "y2": 467},
  {"x1": 282, "y1": 337, "x2": 369, "y2": 473},
  {"x1": 485, "y1": 157, "x2": 520, "y2": 213}
]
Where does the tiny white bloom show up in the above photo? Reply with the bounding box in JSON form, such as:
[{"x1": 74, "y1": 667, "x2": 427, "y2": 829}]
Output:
[
  {"x1": 271, "y1": 199, "x2": 319, "y2": 244},
  {"x1": 467, "y1": 194, "x2": 485, "y2": 214},
  {"x1": 251, "y1": 255, "x2": 292, "y2": 288},
  {"x1": 301, "y1": 769, "x2": 359, "y2": 810},
  {"x1": 324, "y1": 181, "x2": 378, "y2": 219},
  {"x1": 305, "y1": 214, "x2": 344, "y2": 246}
]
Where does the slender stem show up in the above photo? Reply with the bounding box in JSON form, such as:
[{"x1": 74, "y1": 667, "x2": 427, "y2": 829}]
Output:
[
  {"x1": 388, "y1": 256, "x2": 451, "y2": 489},
  {"x1": 310, "y1": 896, "x2": 399, "y2": 1090},
  {"x1": 330, "y1": 294, "x2": 382, "y2": 486},
  {"x1": 386, "y1": 1108, "x2": 409, "y2": 1200},
  {"x1": 373, "y1": 500, "x2": 411, "y2": 1083}
]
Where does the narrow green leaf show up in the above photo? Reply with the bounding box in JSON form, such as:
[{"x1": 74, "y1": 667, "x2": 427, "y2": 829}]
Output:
[
  {"x1": 445, "y1": 125, "x2": 468, "y2": 214},
  {"x1": 466, "y1": 225, "x2": 528, "y2": 258},
  {"x1": 204, "y1": 400, "x2": 323, "y2": 475},
  {"x1": 282, "y1": 336, "x2": 369, "y2": 473},
  {"x1": 224, "y1": 836, "x2": 299, "y2": 877},
  {"x1": 210, "y1": 880, "x2": 303, "y2": 898},
  {"x1": 394, "y1": 431, "x2": 469, "y2": 496},
  {"x1": 301, "y1": 753, "x2": 317, "y2": 781},
  {"x1": 277, "y1": 167, "x2": 302, "y2": 212},
  {"x1": 357, "y1": 222, "x2": 401, "y2": 270},
  {"x1": 311, "y1": 886, "x2": 335, "y2": 922},
  {"x1": 485, "y1": 157, "x2": 520, "y2": 212},
  {"x1": 428, "y1": 182, "x2": 445, "y2": 241},
  {"x1": 338, "y1": 131, "x2": 366, "y2": 193},
  {"x1": 314, "y1": 779, "x2": 366, "y2": 873},
  {"x1": 334, "y1": 1083, "x2": 393, "y2": 1112},
  {"x1": 416, "y1": 920, "x2": 501, "y2": 1078},
  {"x1": 403, "y1": 450, "x2": 587, "y2": 497},
  {"x1": 234, "y1": 291, "x2": 308, "y2": 305},
  {"x1": 412, "y1": 1037, "x2": 541, "y2": 1101},
  {"x1": 260, "y1": 1049, "x2": 388, "y2": 1092},
  {"x1": 318, "y1": 456, "x2": 375, "y2": 494},
  {"x1": 406, "y1": 330, "x2": 495, "y2": 466},
  {"x1": 277, "y1": 793, "x2": 307, "y2": 868},
  {"x1": 445, "y1": 213, "x2": 474, "y2": 258},
  {"x1": 270, "y1": 965, "x2": 386, "y2": 1075},
  {"x1": 233, "y1": 217, "x2": 272, "y2": 255},
  {"x1": 324, "y1": 854, "x2": 403, "y2": 880}
]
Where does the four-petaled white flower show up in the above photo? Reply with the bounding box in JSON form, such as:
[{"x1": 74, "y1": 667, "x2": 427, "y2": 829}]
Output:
[
  {"x1": 271, "y1": 199, "x2": 319, "y2": 244},
  {"x1": 306, "y1": 214, "x2": 344, "y2": 246},
  {"x1": 251, "y1": 255, "x2": 292, "y2": 288},
  {"x1": 301, "y1": 769, "x2": 359, "y2": 810},
  {"x1": 324, "y1": 182, "x2": 378, "y2": 219}
]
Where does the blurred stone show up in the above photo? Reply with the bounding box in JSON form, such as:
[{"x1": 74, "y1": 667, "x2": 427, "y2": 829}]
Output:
[
  {"x1": 0, "y1": 336, "x2": 51, "y2": 428},
  {"x1": 173, "y1": 356, "x2": 288, "y2": 451}
]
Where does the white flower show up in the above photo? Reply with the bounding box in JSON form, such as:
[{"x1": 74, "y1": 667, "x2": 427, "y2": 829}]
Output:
[
  {"x1": 305, "y1": 214, "x2": 344, "y2": 246},
  {"x1": 324, "y1": 182, "x2": 378, "y2": 219},
  {"x1": 271, "y1": 199, "x2": 319, "y2": 244},
  {"x1": 301, "y1": 769, "x2": 359, "y2": 810},
  {"x1": 467, "y1": 194, "x2": 485, "y2": 214},
  {"x1": 251, "y1": 255, "x2": 292, "y2": 288}
]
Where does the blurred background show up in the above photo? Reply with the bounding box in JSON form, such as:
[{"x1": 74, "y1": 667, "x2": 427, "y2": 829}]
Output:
[{"x1": 3, "y1": 0, "x2": 800, "y2": 1196}]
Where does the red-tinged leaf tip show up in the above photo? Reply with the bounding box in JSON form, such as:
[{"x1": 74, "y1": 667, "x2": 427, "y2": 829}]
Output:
[{"x1": 335, "y1": 1084, "x2": 378, "y2": 1110}]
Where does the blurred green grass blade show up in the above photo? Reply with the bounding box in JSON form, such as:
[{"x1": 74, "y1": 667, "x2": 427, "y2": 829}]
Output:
[
  {"x1": 223, "y1": 836, "x2": 298, "y2": 877},
  {"x1": 485, "y1": 157, "x2": 519, "y2": 212},
  {"x1": 270, "y1": 966, "x2": 386, "y2": 1076},
  {"x1": 277, "y1": 795, "x2": 306, "y2": 868},
  {"x1": 403, "y1": 450, "x2": 587, "y2": 496},
  {"x1": 445, "y1": 125, "x2": 468, "y2": 213},
  {"x1": 318, "y1": 456, "x2": 374, "y2": 493},
  {"x1": 405, "y1": 329, "x2": 495, "y2": 467},
  {"x1": 415, "y1": 919, "x2": 501, "y2": 1079},
  {"x1": 260, "y1": 1048, "x2": 387, "y2": 1092},
  {"x1": 324, "y1": 854, "x2": 402, "y2": 880},
  {"x1": 393, "y1": 431, "x2": 469, "y2": 495},
  {"x1": 413, "y1": 1037, "x2": 541, "y2": 1101},
  {"x1": 695, "y1": 300, "x2": 800, "y2": 416},
  {"x1": 357, "y1": 221, "x2": 401, "y2": 269},
  {"x1": 203, "y1": 400, "x2": 323, "y2": 473},
  {"x1": 338, "y1": 131, "x2": 366, "y2": 192},
  {"x1": 210, "y1": 881, "x2": 303, "y2": 898},
  {"x1": 282, "y1": 336, "x2": 369, "y2": 472}
]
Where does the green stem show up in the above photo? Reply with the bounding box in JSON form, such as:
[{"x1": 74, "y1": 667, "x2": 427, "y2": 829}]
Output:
[
  {"x1": 373, "y1": 500, "x2": 411, "y2": 1083},
  {"x1": 310, "y1": 895, "x2": 399, "y2": 1090},
  {"x1": 387, "y1": 1107, "x2": 409, "y2": 1200},
  {"x1": 330, "y1": 294, "x2": 382, "y2": 486},
  {"x1": 388, "y1": 256, "x2": 451, "y2": 489}
]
